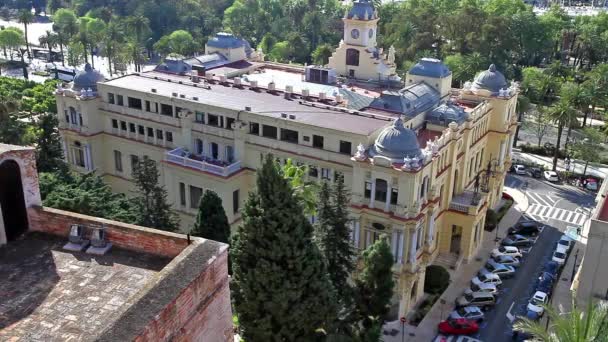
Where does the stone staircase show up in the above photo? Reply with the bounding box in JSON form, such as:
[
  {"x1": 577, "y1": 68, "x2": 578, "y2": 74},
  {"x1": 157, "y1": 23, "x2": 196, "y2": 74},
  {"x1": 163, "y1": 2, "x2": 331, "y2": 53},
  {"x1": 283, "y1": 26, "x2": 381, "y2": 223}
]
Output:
[{"x1": 433, "y1": 253, "x2": 461, "y2": 272}]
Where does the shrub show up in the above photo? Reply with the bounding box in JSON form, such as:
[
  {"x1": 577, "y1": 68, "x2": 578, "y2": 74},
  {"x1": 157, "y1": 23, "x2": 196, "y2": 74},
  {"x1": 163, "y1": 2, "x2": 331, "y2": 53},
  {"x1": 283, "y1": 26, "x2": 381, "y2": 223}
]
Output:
[
  {"x1": 520, "y1": 144, "x2": 567, "y2": 159},
  {"x1": 485, "y1": 209, "x2": 498, "y2": 231},
  {"x1": 424, "y1": 265, "x2": 450, "y2": 295}
]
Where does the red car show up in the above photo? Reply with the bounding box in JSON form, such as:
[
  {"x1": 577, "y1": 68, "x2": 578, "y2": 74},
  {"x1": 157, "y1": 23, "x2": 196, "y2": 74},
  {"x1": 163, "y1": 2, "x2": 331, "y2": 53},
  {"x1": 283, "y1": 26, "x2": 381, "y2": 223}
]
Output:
[{"x1": 438, "y1": 318, "x2": 479, "y2": 335}]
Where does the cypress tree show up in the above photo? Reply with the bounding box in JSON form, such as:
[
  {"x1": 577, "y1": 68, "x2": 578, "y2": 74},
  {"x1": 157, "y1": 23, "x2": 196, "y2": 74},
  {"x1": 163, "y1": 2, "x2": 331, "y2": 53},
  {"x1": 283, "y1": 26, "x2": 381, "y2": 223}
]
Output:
[
  {"x1": 191, "y1": 190, "x2": 230, "y2": 244},
  {"x1": 231, "y1": 155, "x2": 336, "y2": 341},
  {"x1": 132, "y1": 156, "x2": 179, "y2": 231}
]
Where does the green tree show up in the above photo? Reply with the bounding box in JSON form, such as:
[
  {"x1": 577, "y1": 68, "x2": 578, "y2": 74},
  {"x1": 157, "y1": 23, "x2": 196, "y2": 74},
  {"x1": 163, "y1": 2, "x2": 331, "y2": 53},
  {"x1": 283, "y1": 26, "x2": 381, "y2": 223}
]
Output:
[
  {"x1": 35, "y1": 113, "x2": 65, "y2": 173},
  {"x1": 353, "y1": 236, "x2": 395, "y2": 339},
  {"x1": 548, "y1": 100, "x2": 577, "y2": 171},
  {"x1": 52, "y1": 9, "x2": 79, "y2": 66},
  {"x1": 571, "y1": 128, "x2": 604, "y2": 176},
  {"x1": 311, "y1": 43, "x2": 333, "y2": 65},
  {"x1": 280, "y1": 158, "x2": 318, "y2": 215},
  {"x1": 268, "y1": 41, "x2": 290, "y2": 62},
  {"x1": 523, "y1": 105, "x2": 552, "y2": 147},
  {"x1": 67, "y1": 41, "x2": 85, "y2": 67},
  {"x1": 17, "y1": 9, "x2": 34, "y2": 58},
  {"x1": 153, "y1": 30, "x2": 197, "y2": 57},
  {"x1": 0, "y1": 27, "x2": 25, "y2": 61},
  {"x1": 191, "y1": 190, "x2": 231, "y2": 244},
  {"x1": 131, "y1": 156, "x2": 179, "y2": 231},
  {"x1": 513, "y1": 300, "x2": 608, "y2": 341},
  {"x1": 38, "y1": 30, "x2": 58, "y2": 63},
  {"x1": 231, "y1": 155, "x2": 336, "y2": 341},
  {"x1": 86, "y1": 18, "x2": 106, "y2": 69}
]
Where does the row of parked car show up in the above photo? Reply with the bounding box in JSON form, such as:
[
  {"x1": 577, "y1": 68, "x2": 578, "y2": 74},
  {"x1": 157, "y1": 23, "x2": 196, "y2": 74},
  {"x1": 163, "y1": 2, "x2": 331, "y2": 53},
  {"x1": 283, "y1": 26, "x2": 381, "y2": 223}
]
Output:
[
  {"x1": 512, "y1": 164, "x2": 560, "y2": 183},
  {"x1": 434, "y1": 221, "x2": 545, "y2": 340},
  {"x1": 512, "y1": 233, "x2": 574, "y2": 340}
]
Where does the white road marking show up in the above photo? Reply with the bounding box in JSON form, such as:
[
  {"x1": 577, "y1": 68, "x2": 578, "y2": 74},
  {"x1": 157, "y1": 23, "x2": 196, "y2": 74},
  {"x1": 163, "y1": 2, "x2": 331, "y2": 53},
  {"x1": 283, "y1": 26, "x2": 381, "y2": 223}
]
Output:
[
  {"x1": 524, "y1": 204, "x2": 582, "y2": 225},
  {"x1": 506, "y1": 302, "x2": 516, "y2": 322}
]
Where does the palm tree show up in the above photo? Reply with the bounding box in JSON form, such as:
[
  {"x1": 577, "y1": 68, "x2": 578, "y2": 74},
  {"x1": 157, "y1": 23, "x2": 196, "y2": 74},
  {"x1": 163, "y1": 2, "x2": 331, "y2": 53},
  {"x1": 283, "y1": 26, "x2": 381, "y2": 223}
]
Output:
[
  {"x1": 548, "y1": 100, "x2": 577, "y2": 171},
  {"x1": 38, "y1": 30, "x2": 58, "y2": 62},
  {"x1": 513, "y1": 95, "x2": 531, "y2": 147},
  {"x1": 101, "y1": 21, "x2": 123, "y2": 76},
  {"x1": 559, "y1": 82, "x2": 590, "y2": 150},
  {"x1": 513, "y1": 300, "x2": 608, "y2": 341},
  {"x1": 17, "y1": 10, "x2": 34, "y2": 59},
  {"x1": 86, "y1": 18, "x2": 107, "y2": 69}
]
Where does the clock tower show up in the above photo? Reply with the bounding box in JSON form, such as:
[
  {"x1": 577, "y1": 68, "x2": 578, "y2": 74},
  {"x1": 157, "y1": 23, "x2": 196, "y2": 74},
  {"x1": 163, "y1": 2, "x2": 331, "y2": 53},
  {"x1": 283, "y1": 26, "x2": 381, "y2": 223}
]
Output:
[{"x1": 327, "y1": 0, "x2": 398, "y2": 82}]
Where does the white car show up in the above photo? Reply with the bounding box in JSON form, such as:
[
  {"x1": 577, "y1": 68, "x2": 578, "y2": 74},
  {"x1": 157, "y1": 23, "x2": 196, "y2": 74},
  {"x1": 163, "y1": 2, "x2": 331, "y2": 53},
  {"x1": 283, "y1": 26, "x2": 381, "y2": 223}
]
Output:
[
  {"x1": 471, "y1": 272, "x2": 502, "y2": 288},
  {"x1": 449, "y1": 306, "x2": 485, "y2": 322},
  {"x1": 514, "y1": 164, "x2": 527, "y2": 175},
  {"x1": 544, "y1": 170, "x2": 559, "y2": 182},
  {"x1": 465, "y1": 282, "x2": 499, "y2": 296},
  {"x1": 552, "y1": 245, "x2": 568, "y2": 265},
  {"x1": 527, "y1": 291, "x2": 548, "y2": 316},
  {"x1": 491, "y1": 246, "x2": 522, "y2": 259},
  {"x1": 557, "y1": 235, "x2": 573, "y2": 252}
]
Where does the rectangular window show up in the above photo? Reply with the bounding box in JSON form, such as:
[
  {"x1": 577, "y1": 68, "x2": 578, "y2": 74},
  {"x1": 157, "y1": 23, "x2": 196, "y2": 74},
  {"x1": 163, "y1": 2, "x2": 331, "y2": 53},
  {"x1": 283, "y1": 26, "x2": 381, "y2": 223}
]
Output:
[
  {"x1": 64, "y1": 110, "x2": 69, "y2": 123},
  {"x1": 111, "y1": 119, "x2": 118, "y2": 129},
  {"x1": 189, "y1": 185, "x2": 203, "y2": 209},
  {"x1": 175, "y1": 107, "x2": 182, "y2": 117},
  {"x1": 321, "y1": 168, "x2": 330, "y2": 180},
  {"x1": 339, "y1": 140, "x2": 352, "y2": 155},
  {"x1": 147, "y1": 127, "x2": 154, "y2": 137},
  {"x1": 303, "y1": 136, "x2": 310, "y2": 142},
  {"x1": 233, "y1": 189, "x2": 240, "y2": 214},
  {"x1": 195, "y1": 111, "x2": 205, "y2": 123},
  {"x1": 145, "y1": 100, "x2": 151, "y2": 112},
  {"x1": 138, "y1": 125, "x2": 145, "y2": 135},
  {"x1": 129, "y1": 123, "x2": 136, "y2": 133},
  {"x1": 120, "y1": 121, "x2": 127, "y2": 131},
  {"x1": 312, "y1": 135, "x2": 324, "y2": 149},
  {"x1": 226, "y1": 117, "x2": 235, "y2": 130},
  {"x1": 309, "y1": 165, "x2": 318, "y2": 178},
  {"x1": 208, "y1": 114, "x2": 220, "y2": 127},
  {"x1": 117, "y1": 95, "x2": 124, "y2": 106},
  {"x1": 160, "y1": 103, "x2": 173, "y2": 116},
  {"x1": 130, "y1": 155, "x2": 139, "y2": 173},
  {"x1": 156, "y1": 129, "x2": 163, "y2": 140},
  {"x1": 166, "y1": 131, "x2": 173, "y2": 142},
  {"x1": 262, "y1": 125, "x2": 278, "y2": 139},
  {"x1": 114, "y1": 150, "x2": 122, "y2": 172},
  {"x1": 179, "y1": 182, "x2": 186, "y2": 206},
  {"x1": 249, "y1": 122, "x2": 259, "y2": 135},
  {"x1": 127, "y1": 97, "x2": 142, "y2": 110},
  {"x1": 391, "y1": 188, "x2": 398, "y2": 205},
  {"x1": 108, "y1": 93, "x2": 115, "y2": 104},
  {"x1": 364, "y1": 181, "x2": 372, "y2": 198},
  {"x1": 78, "y1": 114, "x2": 83, "y2": 126},
  {"x1": 280, "y1": 128, "x2": 299, "y2": 143}
]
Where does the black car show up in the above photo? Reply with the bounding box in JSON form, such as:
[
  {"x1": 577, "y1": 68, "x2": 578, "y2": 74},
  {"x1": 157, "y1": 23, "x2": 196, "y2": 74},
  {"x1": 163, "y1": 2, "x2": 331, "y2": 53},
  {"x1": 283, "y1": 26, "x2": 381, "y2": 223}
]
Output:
[
  {"x1": 543, "y1": 261, "x2": 560, "y2": 279},
  {"x1": 508, "y1": 221, "x2": 541, "y2": 236},
  {"x1": 530, "y1": 168, "x2": 542, "y2": 178},
  {"x1": 537, "y1": 273, "x2": 554, "y2": 293}
]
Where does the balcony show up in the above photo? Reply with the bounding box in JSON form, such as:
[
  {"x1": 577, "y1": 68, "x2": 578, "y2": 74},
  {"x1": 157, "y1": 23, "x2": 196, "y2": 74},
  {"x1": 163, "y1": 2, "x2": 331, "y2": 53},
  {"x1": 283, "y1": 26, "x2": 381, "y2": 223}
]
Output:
[
  {"x1": 449, "y1": 190, "x2": 486, "y2": 215},
  {"x1": 59, "y1": 122, "x2": 87, "y2": 133},
  {"x1": 165, "y1": 147, "x2": 241, "y2": 177}
]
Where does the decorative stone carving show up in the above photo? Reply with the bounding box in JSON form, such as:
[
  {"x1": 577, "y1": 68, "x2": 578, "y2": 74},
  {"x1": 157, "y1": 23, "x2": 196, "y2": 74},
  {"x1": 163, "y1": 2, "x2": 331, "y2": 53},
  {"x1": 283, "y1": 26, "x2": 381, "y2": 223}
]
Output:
[
  {"x1": 55, "y1": 83, "x2": 64, "y2": 95},
  {"x1": 388, "y1": 46, "x2": 396, "y2": 65},
  {"x1": 410, "y1": 156, "x2": 420, "y2": 169},
  {"x1": 353, "y1": 143, "x2": 368, "y2": 161},
  {"x1": 449, "y1": 121, "x2": 459, "y2": 131}
]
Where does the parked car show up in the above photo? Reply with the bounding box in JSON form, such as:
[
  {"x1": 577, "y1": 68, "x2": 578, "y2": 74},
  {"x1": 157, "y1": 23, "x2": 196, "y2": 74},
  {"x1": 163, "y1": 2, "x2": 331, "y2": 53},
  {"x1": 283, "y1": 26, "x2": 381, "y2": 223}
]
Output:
[
  {"x1": 471, "y1": 272, "x2": 503, "y2": 288},
  {"x1": 492, "y1": 254, "x2": 521, "y2": 267},
  {"x1": 479, "y1": 259, "x2": 516, "y2": 279},
  {"x1": 502, "y1": 234, "x2": 534, "y2": 247},
  {"x1": 514, "y1": 164, "x2": 527, "y2": 175},
  {"x1": 449, "y1": 306, "x2": 485, "y2": 322},
  {"x1": 586, "y1": 179, "x2": 599, "y2": 191},
  {"x1": 530, "y1": 168, "x2": 542, "y2": 178},
  {"x1": 491, "y1": 245, "x2": 523, "y2": 258},
  {"x1": 438, "y1": 318, "x2": 480, "y2": 335},
  {"x1": 543, "y1": 261, "x2": 560, "y2": 279},
  {"x1": 537, "y1": 273, "x2": 554, "y2": 293},
  {"x1": 557, "y1": 235, "x2": 574, "y2": 252},
  {"x1": 508, "y1": 221, "x2": 542, "y2": 236},
  {"x1": 544, "y1": 170, "x2": 559, "y2": 182},
  {"x1": 525, "y1": 308, "x2": 541, "y2": 321},
  {"x1": 527, "y1": 291, "x2": 548, "y2": 317},
  {"x1": 433, "y1": 336, "x2": 484, "y2": 342},
  {"x1": 552, "y1": 245, "x2": 568, "y2": 265},
  {"x1": 512, "y1": 317, "x2": 534, "y2": 341},
  {"x1": 456, "y1": 291, "x2": 497, "y2": 309},
  {"x1": 465, "y1": 282, "x2": 499, "y2": 296}
]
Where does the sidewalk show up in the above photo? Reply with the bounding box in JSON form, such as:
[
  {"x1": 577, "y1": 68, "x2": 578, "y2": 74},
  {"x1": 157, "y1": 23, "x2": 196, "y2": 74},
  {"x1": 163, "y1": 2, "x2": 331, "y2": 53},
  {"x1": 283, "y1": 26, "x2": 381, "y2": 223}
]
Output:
[
  {"x1": 512, "y1": 151, "x2": 608, "y2": 179},
  {"x1": 382, "y1": 187, "x2": 528, "y2": 342}
]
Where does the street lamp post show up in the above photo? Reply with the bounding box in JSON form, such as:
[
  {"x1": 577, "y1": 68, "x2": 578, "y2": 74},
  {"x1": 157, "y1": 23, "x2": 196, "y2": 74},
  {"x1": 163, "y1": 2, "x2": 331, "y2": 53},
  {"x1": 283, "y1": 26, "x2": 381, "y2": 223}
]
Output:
[{"x1": 400, "y1": 317, "x2": 407, "y2": 342}]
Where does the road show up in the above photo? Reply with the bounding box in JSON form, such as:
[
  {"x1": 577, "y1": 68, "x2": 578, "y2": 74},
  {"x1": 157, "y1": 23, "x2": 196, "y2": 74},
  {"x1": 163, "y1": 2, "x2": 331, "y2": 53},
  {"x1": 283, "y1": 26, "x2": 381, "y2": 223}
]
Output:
[{"x1": 473, "y1": 174, "x2": 595, "y2": 342}]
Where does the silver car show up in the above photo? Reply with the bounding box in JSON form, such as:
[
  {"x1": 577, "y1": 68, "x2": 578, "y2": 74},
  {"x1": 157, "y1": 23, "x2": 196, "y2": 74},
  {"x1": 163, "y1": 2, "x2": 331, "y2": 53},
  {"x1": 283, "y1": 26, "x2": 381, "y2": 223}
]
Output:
[
  {"x1": 449, "y1": 306, "x2": 485, "y2": 322},
  {"x1": 492, "y1": 254, "x2": 521, "y2": 268},
  {"x1": 465, "y1": 282, "x2": 498, "y2": 296},
  {"x1": 479, "y1": 259, "x2": 516, "y2": 279}
]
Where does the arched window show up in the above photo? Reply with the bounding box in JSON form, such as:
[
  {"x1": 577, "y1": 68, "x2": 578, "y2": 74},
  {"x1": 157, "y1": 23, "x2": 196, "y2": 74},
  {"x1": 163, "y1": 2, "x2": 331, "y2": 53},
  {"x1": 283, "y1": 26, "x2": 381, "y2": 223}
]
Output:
[
  {"x1": 372, "y1": 222, "x2": 386, "y2": 230},
  {"x1": 69, "y1": 106, "x2": 78, "y2": 125},
  {"x1": 72, "y1": 141, "x2": 85, "y2": 167},
  {"x1": 346, "y1": 48, "x2": 360, "y2": 66}
]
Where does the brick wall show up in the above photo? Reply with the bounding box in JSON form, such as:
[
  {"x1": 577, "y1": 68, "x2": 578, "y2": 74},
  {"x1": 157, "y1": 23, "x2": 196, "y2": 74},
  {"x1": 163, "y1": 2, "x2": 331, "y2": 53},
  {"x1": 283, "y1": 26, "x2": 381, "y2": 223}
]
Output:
[
  {"x1": 29, "y1": 206, "x2": 189, "y2": 258},
  {"x1": 134, "y1": 250, "x2": 233, "y2": 342}
]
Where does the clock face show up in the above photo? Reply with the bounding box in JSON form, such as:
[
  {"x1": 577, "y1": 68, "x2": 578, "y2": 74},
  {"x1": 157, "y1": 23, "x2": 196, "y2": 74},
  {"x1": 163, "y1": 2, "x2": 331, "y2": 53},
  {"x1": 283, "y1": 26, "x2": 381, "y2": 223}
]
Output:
[
  {"x1": 351, "y1": 29, "x2": 360, "y2": 39},
  {"x1": 369, "y1": 29, "x2": 374, "y2": 38}
]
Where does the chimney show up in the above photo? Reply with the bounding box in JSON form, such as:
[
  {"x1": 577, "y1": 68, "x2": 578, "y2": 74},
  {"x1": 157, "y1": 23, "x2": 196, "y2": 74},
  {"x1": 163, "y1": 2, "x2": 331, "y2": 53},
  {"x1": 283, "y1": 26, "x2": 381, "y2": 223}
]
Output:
[{"x1": 268, "y1": 82, "x2": 276, "y2": 92}]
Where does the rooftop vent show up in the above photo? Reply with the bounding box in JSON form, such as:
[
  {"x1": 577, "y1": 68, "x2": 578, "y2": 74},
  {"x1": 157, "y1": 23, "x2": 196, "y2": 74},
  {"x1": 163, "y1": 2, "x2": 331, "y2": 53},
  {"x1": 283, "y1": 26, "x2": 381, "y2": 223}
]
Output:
[
  {"x1": 289, "y1": 114, "x2": 296, "y2": 120},
  {"x1": 151, "y1": 88, "x2": 157, "y2": 93},
  {"x1": 245, "y1": 106, "x2": 252, "y2": 111},
  {"x1": 281, "y1": 113, "x2": 288, "y2": 118},
  {"x1": 172, "y1": 92, "x2": 178, "y2": 97},
  {"x1": 179, "y1": 94, "x2": 186, "y2": 98},
  {"x1": 193, "y1": 96, "x2": 199, "y2": 101}
]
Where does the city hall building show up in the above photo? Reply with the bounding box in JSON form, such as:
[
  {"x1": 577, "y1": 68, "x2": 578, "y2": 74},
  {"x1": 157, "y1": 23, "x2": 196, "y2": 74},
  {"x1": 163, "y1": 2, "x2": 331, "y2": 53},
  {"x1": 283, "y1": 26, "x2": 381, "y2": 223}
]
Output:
[{"x1": 55, "y1": 0, "x2": 518, "y2": 317}]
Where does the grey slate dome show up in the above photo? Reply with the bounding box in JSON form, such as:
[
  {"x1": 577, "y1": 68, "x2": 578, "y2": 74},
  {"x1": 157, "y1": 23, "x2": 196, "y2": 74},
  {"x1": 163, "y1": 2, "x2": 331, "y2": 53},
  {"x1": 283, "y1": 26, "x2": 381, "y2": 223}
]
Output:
[
  {"x1": 73, "y1": 63, "x2": 104, "y2": 91},
  {"x1": 472, "y1": 64, "x2": 507, "y2": 93},
  {"x1": 408, "y1": 58, "x2": 451, "y2": 78},
  {"x1": 370, "y1": 117, "x2": 422, "y2": 161},
  {"x1": 207, "y1": 32, "x2": 247, "y2": 49},
  {"x1": 427, "y1": 102, "x2": 469, "y2": 126},
  {"x1": 346, "y1": 0, "x2": 377, "y2": 20}
]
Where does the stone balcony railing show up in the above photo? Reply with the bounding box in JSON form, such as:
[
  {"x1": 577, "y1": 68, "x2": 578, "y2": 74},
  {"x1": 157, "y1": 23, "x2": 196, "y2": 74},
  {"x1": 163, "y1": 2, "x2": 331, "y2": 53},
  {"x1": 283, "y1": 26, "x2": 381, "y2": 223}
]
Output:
[
  {"x1": 165, "y1": 147, "x2": 241, "y2": 177},
  {"x1": 449, "y1": 190, "x2": 487, "y2": 215}
]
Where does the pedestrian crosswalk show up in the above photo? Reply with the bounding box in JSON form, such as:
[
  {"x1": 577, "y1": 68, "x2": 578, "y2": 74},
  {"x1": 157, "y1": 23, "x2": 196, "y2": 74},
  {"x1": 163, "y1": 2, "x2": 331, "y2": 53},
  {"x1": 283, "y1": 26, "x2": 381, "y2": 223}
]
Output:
[
  {"x1": 526, "y1": 203, "x2": 586, "y2": 225},
  {"x1": 527, "y1": 192, "x2": 558, "y2": 207}
]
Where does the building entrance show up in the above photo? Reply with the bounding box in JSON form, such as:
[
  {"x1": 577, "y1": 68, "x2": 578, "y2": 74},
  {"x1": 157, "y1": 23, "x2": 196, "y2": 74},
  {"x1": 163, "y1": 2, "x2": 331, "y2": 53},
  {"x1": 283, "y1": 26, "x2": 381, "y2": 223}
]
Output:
[{"x1": 0, "y1": 160, "x2": 29, "y2": 241}]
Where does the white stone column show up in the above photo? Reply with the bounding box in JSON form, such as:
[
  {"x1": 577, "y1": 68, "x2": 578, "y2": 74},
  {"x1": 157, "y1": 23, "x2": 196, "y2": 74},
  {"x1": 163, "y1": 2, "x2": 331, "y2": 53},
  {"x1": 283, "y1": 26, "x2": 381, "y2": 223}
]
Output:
[
  {"x1": 499, "y1": 140, "x2": 506, "y2": 164},
  {"x1": 409, "y1": 229, "x2": 417, "y2": 264},
  {"x1": 84, "y1": 144, "x2": 93, "y2": 170},
  {"x1": 384, "y1": 184, "x2": 391, "y2": 212},
  {"x1": 397, "y1": 230, "x2": 404, "y2": 264},
  {"x1": 354, "y1": 220, "x2": 360, "y2": 248},
  {"x1": 427, "y1": 211, "x2": 435, "y2": 244},
  {"x1": 62, "y1": 139, "x2": 68, "y2": 163},
  {"x1": 369, "y1": 178, "x2": 376, "y2": 208},
  {"x1": 391, "y1": 230, "x2": 398, "y2": 262}
]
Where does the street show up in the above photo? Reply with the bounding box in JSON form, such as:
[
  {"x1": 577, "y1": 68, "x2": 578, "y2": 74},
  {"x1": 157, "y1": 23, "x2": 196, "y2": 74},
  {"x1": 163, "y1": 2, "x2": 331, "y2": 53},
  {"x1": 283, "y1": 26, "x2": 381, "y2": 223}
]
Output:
[{"x1": 474, "y1": 174, "x2": 595, "y2": 342}]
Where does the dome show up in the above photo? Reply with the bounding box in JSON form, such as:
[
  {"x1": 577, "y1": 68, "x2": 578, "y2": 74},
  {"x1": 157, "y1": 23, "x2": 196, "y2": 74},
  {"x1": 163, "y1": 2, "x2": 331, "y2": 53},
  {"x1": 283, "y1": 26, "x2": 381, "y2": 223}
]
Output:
[
  {"x1": 370, "y1": 117, "x2": 422, "y2": 161},
  {"x1": 73, "y1": 63, "x2": 104, "y2": 91},
  {"x1": 472, "y1": 64, "x2": 507, "y2": 93},
  {"x1": 408, "y1": 58, "x2": 451, "y2": 78},
  {"x1": 346, "y1": 0, "x2": 377, "y2": 20},
  {"x1": 427, "y1": 102, "x2": 469, "y2": 126}
]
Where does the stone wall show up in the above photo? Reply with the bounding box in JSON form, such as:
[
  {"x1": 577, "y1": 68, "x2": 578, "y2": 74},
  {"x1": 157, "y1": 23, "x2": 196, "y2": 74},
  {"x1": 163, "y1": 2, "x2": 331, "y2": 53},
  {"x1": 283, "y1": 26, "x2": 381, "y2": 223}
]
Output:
[{"x1": 28, "y1": 206, "x2": 189, "y2": 258}]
